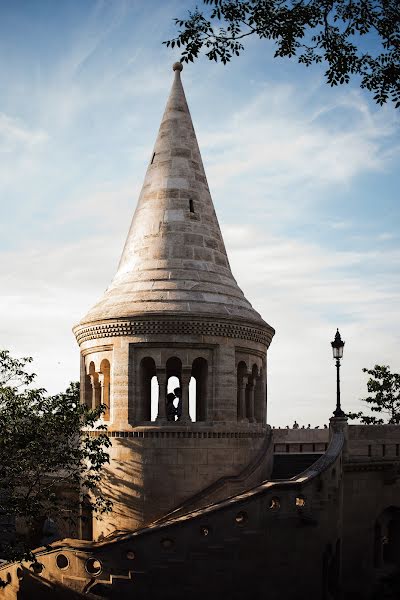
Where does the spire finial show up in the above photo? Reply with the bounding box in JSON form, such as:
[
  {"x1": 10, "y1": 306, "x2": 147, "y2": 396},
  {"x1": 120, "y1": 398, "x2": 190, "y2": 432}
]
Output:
[{"x1": 172, "y1": 62, "x2": 183, "y2": 72}]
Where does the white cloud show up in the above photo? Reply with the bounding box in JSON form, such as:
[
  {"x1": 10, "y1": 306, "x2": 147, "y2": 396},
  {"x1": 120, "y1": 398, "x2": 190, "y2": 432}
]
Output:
[
  {"x1": 199, "y1": 84, "x2": 398, "y2": 202},
  {"x1": 0, "y1": 113, "x2": 48, "y2": 151},
  {"x1": 223, "y1": 223, "x2": 400, "y2": 425}
]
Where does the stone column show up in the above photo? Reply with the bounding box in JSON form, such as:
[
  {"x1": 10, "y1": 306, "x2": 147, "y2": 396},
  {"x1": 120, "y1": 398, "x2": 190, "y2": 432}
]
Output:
[
  {"x1": 238, "y1": 376, "x2": 248, "y2": 421},
  {"x1": 99, "y1": 373, "x2": 105, "y2": 403},
  {"x1": 156, "y1": 370, "x2": 167, "y2": 422},
  {"x1": 98, "y1": 373, "x2": 110, "y2": 420},
  {"x1": 247, "y1": 380, "x2": 256, "y2": 423},
  {"x1": 179, "y1": 369, "x2": 192, "y2": 424}
]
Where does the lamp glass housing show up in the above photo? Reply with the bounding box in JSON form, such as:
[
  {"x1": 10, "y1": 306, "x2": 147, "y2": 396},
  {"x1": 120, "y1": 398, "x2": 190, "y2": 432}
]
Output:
[
  {"x1": 331, "y1": 329, "x2": 345, "y2": 360},
  {"x1": 332, "y1": 345, "x2": 344, "y2": 359}
]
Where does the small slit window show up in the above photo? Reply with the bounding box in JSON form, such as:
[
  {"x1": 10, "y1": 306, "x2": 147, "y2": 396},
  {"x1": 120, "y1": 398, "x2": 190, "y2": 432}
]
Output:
[
  {"x1": 151, "y1": 152, "x2": 155, "y2": 164},
  {"x1": 189, "y1": 199, "x2": 194, "y2": 213}
]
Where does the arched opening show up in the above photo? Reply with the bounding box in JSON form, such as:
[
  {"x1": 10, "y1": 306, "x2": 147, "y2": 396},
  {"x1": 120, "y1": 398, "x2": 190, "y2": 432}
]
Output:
[
  {"x1": 189, "y1": 377, "x2": 196, "y2": 421},
  {"x1": 237, "y1": 361, "x2": 248, "y2": 421},
  {"x1": 85, "y1": 362, "x2": 96, "y2": 409},
  {"x1": 99, "y1": 359, "x2": 111, "y2": 421},
  {"x1": 166, "y1": 357, "x2": 182, "y2": 421},
  {"x1": 191, "y1": 357, "x2": 208, "y2": 422},
  {"x1": 91, "y1": 373, "x2": 101, "y2": 410},
  {"x1": 84, "y1": 374, "x2": 92, "y2": 409},
  {"x1": 246, "y1": 364, "x2": 259, "y2": 423},
  {"x1": 166, "y1": 375, "x2": 180, "y2": 421},
  {"x1": 254, "y1": 365, "x2": 265, "y2": 423},
  {"x1": 150, "y1": 375, "x2": 159, "y2": 421},
  {"x1": 139, "y1": 357, "x2": 157, "y2": 422}
]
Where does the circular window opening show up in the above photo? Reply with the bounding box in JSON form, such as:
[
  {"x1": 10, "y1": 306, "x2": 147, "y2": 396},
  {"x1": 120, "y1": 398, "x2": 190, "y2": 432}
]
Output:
[
  {"x1": 269, "y1": 497, "x2": 280, "y2": 510},
  {"x1": 85, "y1": 558, "x2": 102, "y2": 576},
  {"x1": 200, "y1": 526, "x2": 210, "y2": 537},
  {"x1": 296, "y1": 496, "x2": 306, "y2": 508},
  {"x1": 161, "y1": 538, "x2": 174, "y2": 549},
  {"x1": 235, "y1": 511, "x2": 248, "y2": 526},
  {"x1": 126, "y1": 550, "x2": 135, "y2": 560},
  {"x1": 31, "y1": 562, "x2": 43, "y2": 574},
  {"x1": 56, "y1": 554, "x2": 69, "y2": 571}
]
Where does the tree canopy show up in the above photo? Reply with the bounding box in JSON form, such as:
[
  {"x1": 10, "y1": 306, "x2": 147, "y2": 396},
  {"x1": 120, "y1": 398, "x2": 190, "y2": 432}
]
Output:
[
  {"x1": 165, "y1": 0, "x2": 400, "y2": 107},
  {"x1": 348, "y1": 364, "x2": 400, "y2": 424},
  {"x1": 0, "y1": 350, "x2": 111, "y2": 562}
]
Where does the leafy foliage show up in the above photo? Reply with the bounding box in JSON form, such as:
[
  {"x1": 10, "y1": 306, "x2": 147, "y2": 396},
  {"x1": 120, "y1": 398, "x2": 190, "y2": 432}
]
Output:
[
  {"x1": 347, "y1": 365, "x2": 400, "y2": 424},
  {"x1": 0, "y1": 350, "x2": 111, "y2": 562},
  {"x1": 165, "y1": 0, "x2": 400, "y2": 107}
]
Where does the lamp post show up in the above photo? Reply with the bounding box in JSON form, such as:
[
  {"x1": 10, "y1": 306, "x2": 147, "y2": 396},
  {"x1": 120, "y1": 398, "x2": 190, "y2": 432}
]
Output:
[{"x1": 331, "y1": 329, "x2": 345, "y2": 417}]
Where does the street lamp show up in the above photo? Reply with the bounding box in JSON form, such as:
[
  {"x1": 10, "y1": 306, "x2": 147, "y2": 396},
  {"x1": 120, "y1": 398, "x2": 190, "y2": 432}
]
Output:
[{"x1": 331, "y1": 329, "x2": 345, "y2": 417}]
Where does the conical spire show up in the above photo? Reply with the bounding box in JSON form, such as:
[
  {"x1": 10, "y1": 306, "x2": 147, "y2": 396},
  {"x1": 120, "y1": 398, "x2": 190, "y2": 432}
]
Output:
[{"x1": 79, "y1": 63, "x2": 268, "y2": 327}]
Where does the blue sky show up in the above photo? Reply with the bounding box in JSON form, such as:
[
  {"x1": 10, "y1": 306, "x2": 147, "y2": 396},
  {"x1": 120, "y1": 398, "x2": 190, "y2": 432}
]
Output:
[{"x1": 0, "y1": 0, "x2": 399, "y2": 426}]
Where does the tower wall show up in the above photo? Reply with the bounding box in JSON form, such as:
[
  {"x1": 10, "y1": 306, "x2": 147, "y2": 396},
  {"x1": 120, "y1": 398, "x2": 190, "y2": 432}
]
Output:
[{"x1": 77, "y1": 326, "x2": 272, "y2": 537}]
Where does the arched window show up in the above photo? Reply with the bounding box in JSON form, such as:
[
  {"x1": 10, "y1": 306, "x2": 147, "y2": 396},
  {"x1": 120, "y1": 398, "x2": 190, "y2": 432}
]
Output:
[
  {"x1": 191, "y1": 358, "x2": 208, "y2": 421},
  {"x1": 166, "y1": 357, "x2": 182, "y2": 421},
  {"x1": 167, "y1": 375, "x2": 180, "y2": 421},
  {"x1": 189, "y1": 377, "x2": 196, "y2": 421},
  {"x1": 100, "y1": 359, "x2": 111, "y2": 421},
  {"x1": 139, "y1": 357, "x2": 157, "y2": 422},
  {"x1": 84, "y1": 374, "x2": 92, "y2": 409},
  {"x1": 87, "y1": 361, "x2": 101, "y2": 410},
  {"x1": 245, "y1": 364, "x2": 259, "y2": 422},
  {"x1": 150, "y1": 375, "x2": 159, "y2": 421},
  {"x1": 85, "y1": 362, "x2": 96, "y2": 409},
  {"x1": 237, "y1": 361, "x2": 248, "y2": 421},
  {"x1": 254, "y1": 365, "x2": 265, "y2": 423}
]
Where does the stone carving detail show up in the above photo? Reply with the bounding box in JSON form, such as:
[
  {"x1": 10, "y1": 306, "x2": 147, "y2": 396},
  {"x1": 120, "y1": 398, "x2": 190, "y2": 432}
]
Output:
[
  {"x1": 88, "y1": 430, "x2": 266, "y2": 439},
  {"x1": 74, "y1": 319, "x2": 273, "y2": 346}
]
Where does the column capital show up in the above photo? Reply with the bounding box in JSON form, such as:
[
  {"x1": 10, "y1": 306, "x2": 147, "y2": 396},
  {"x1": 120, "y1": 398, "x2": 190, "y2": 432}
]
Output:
[
  {"x1": 239, "y1": 376, "x2": 248, "y2": 389},
  {"x1": 181, "y1": 369, "x2": 192, "y2": 384}
]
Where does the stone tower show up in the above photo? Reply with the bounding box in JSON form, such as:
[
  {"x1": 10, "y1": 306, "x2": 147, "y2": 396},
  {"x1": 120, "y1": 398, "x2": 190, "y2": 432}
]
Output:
[{"x1": 73, "y1": 63, "x2": 275, "y2": 539}]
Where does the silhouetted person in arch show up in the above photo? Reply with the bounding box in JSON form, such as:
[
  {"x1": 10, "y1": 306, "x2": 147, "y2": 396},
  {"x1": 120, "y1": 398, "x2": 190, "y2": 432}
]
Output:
[
  {"x1": 166, "y1": 393, "x2": 177, "y2": 422},
  {"x1": 174, "y1": 387, "x2": 182, "y2": 420}
]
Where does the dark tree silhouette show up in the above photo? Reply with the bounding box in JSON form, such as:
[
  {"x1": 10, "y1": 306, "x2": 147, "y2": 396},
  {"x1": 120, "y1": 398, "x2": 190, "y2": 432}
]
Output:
[
  {"x1": 0, "y1": 350, "x2": 111, "y2": 562},
  {"x1": 165, "y1": 0, "x2": 400, "y2": 107}
]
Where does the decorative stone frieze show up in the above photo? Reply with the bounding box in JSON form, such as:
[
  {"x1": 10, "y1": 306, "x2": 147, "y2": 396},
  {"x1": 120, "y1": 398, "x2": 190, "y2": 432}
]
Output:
[{"x1": 74, "y1": 318, "x2": 274, "y2": 346}]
